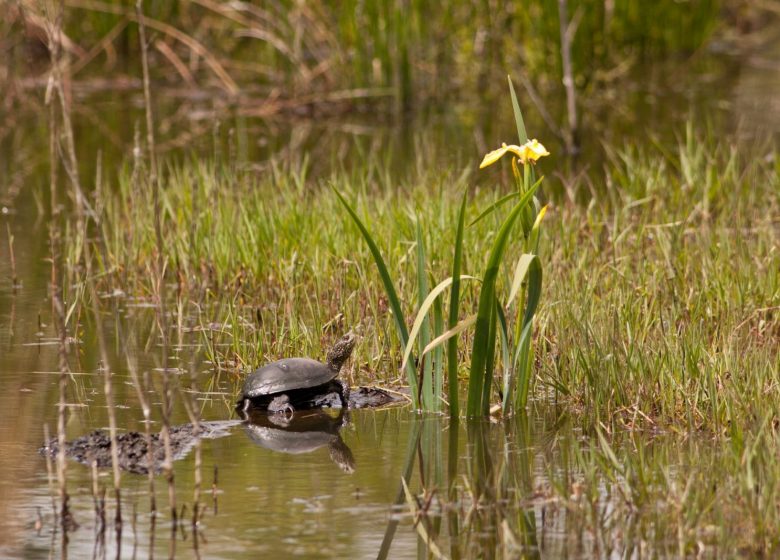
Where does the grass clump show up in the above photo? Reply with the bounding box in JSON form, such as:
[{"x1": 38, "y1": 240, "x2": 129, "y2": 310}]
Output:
[{"x1": 76, "y1": 127, "x2": 778, "y2": 431}]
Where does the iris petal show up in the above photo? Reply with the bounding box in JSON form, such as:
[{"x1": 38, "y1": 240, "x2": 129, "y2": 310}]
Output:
[
  {"x1": 479, "y1": 144, "x2": 511, "y2": 169},
  {"x1": 480, "y1": 140, "x2": 550, "y2": 169}
]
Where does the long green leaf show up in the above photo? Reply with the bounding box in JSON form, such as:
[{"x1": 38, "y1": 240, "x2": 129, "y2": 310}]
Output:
[
  {"x1": 468, "y1": 191, "x2": 518, "y2": 227},
  {"x1": 511, "y1": 259, "x2": 543, "y2": 410},
  {"x1": 466, "y1": 180, "x2": 541, "y2": 417},
  {"x1": 512, "y1": 319, "x2": 534, "y2": 410},
  {"x1": 331, "y1": 185, "x2": 419, "y2": 407},
  {"x1": 416, "y1": 220, "x2": 433, "y2": 410},
  {"x1": 481, "y1": 299, "x2": 497, "y2": 413},
  {"x1": 448, "y1": 190, "x2": 468, "y2": 418},
  {"x1": 521, "y1": 256, "x2": 543, "y2": 328},
  {"x1": 433, "y1": 298, "x2": 445, "y2": 413},
  {"x1": 495, "y1": 303, "x2": 511, "y2": 411},
  {"x1": 510, "y1": 77, "x2": 538, "y2": 194},
  {"x1": 508, "y1": 76, "x2": 528, "y2": 144}
]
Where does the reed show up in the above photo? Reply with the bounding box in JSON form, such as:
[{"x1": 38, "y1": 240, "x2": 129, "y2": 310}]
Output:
[
  {"x1": 5, "y1": 223, "x2": 18, "y2": 290},
  {"x1": 12, "y1": 0, "x2": 727, "y2": 112},
  {"x1": 41, "y1": 0, "x2": 74, "y2": 545},
  {"x1": 137, "y1": 0, "x2": 177, "y2": 531}
]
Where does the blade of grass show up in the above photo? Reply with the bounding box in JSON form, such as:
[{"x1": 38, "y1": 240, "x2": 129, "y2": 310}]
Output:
[
  {"x1": 448, "y1": 191, "x2": 467, "y2": 418},
  {"x1": 416, "y1": 220, "x2": 433, "y2": 410},
  {"x1": 496, "y1": 303, "x2": 511, "y2": 411},
  {"x1": 331, "y1": 185, "x2": 419, "y2": 407},
  {"x1": 469, "y1": 176, "x2": 543, "y2": 227},
  {"x1": 512, "y1": 319, "x2": 534, "y2": 410},
  {"x1": 433, "y1": 298, "x2": 445, "y2": 413},
  {"x1": 511, "y1": 255, "x2": 542, "y2": 410},
  {"x1": 469, "y1": 192, "x2": 519, "y2": 228},
  {"x1": 520, "y1": 257, "x2": 542, "y2": 328},
  {"x1": 481, "y1": 298, "x2": 498, "y2": 413},
  {"x1": 508, "y1": 76, "x2": 528, "y2": 144},
  {"x1": 506, "y1": 254, "x2": 540, "y2": 308}
]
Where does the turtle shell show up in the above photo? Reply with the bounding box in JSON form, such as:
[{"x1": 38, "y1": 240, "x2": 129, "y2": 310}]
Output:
[{"x1": 241, "y1": 358, "x2": 337, "y2": 399}]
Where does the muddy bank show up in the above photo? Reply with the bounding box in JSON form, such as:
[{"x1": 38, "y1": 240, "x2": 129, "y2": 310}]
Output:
[
  {"x1": 41, "y1": 386, "x2": 402, "y2": 474},
  {"x1": 41, "y1": 421, "x2": 240, "y2": 475}
]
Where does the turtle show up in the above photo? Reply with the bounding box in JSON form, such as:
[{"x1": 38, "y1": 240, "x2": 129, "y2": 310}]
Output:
[{"x1": 238, "y1": 332, "x2": 356, "y2": 413}]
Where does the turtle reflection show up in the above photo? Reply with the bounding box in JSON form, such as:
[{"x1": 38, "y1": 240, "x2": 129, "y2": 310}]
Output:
[{"x1": 241, "y1": 408, "x2": 355, "y2": 474}]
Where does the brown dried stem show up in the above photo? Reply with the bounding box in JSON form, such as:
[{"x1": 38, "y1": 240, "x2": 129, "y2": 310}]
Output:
[
  {"x1": 557, "y1": 0, "x2": 580, "y2": 155},
  {"x1": 136, "y1": 0, "x2": 177, "y2": 531},
  {"x1": 42, "y1": 0, "x2": 71, "y2": 547}
]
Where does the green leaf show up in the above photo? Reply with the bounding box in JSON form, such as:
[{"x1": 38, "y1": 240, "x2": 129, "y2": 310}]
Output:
[
  {"x1": 466, "y1": 180, "x2": 541, "y2": 417},
  {"x1": 469, "y1": 191, "x2": 519, "y2": 227},
  {"x1": 508, "y1": 75, "x2": 528, "y2": 144},
  {"x1": 521, "y1": 256, "x2": 542, "y2": 328},
  {"x1": 481, "y1": 298, "x2": 497, "y2": 413},
  {"x1": 470, "y1": 176, "x2": 544, "y2": 228},
  {"x1": 433, "y1": 298, "x2": 445, "y2": 413},
  {"x1": 511, "y1": 256, "x2": 542, "y2": 410},
  {"x1": 512, "y1": 319, "x2": 534, "y2": 410},
  {"x1": 448, "y1": 190, "x2": 468, "y2": 418},
  {"x1": 496, "y1": 303, "x2": 512, "y2": 411},
  {"x1": 331, "y1": 185, "x2": 419, "y2": 407},
  {"x1": 416, "y1": 219, "x2": 433, "y2": 410}
]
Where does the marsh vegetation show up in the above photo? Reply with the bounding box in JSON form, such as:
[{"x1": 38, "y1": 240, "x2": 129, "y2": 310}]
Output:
[{"x1": 0, "y1": 1, "x2": 779, "y2": 558}]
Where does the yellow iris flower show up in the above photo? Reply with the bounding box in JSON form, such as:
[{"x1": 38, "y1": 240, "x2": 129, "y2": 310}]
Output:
[{"x1": 479, "y1": 139, "x2": 550, "y2": 169}]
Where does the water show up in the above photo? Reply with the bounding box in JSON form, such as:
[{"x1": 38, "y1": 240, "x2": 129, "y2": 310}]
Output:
[{"x1": 1, "y1": 24, "x2": 779, "y2": 559}]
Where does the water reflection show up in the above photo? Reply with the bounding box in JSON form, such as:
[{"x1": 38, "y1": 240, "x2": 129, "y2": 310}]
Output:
[
  {"x1": 242, "y1": 408, "x2": 355, "y2": 474},
  {"x1": 0, "y1": 396, "x2": 771, "y2": 558},
  {"x1": 43, "y1": 408, "x2": 358, "y2": 477}
]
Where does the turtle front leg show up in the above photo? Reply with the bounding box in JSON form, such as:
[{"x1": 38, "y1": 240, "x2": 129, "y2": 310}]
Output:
[{"x1": 338, "y1": 380, "x2": 350, "y2": 410}]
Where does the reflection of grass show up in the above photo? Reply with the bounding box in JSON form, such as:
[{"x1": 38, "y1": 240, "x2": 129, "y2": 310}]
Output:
[
  {"x1": 400, "y1": 410, "x2": 780, "y2": 558},
  {"x1": 81, "y1": 130, "x2": 778, "y2": 430}
]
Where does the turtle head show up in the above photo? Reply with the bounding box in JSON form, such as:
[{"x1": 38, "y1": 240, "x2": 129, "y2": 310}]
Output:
[{"x1": 326, "y1": 332, "x2": 357, "y2": 373}]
